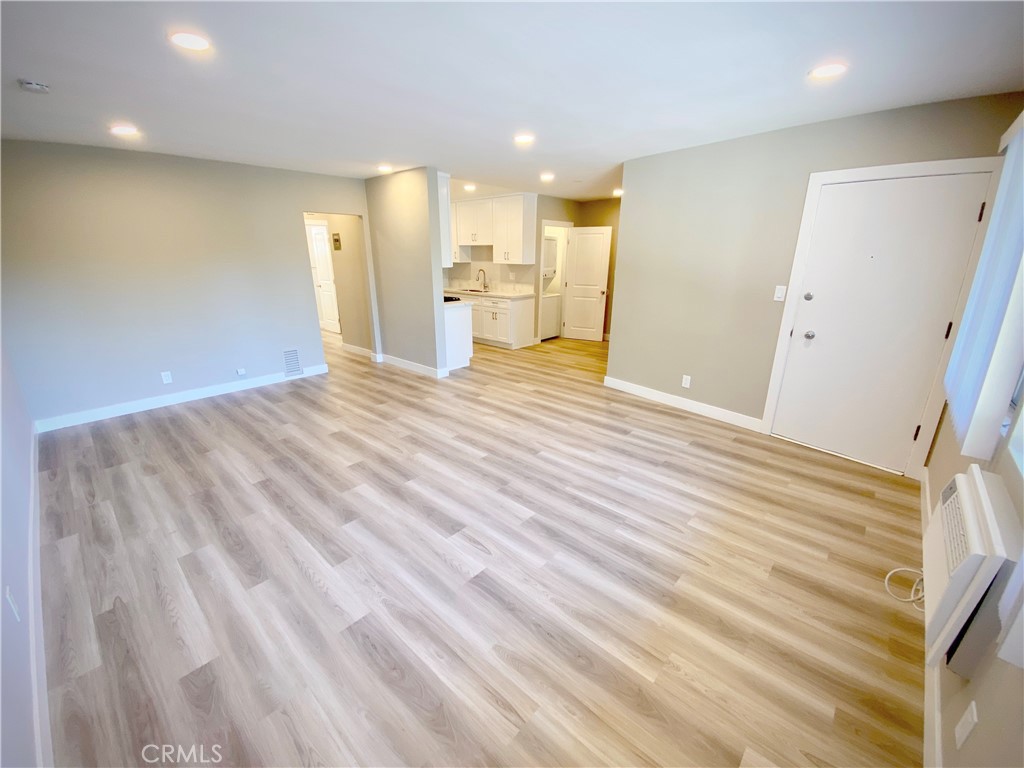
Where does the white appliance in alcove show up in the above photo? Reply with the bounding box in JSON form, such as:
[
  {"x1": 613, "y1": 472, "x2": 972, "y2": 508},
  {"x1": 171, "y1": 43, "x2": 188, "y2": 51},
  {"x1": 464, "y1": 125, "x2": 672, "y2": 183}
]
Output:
[
  {"x1": 541, "y1": 294, "x2": 562, "y2": 340},
  {"x1": 541, "y1": 235, "x2": 558, "y2": 278}
]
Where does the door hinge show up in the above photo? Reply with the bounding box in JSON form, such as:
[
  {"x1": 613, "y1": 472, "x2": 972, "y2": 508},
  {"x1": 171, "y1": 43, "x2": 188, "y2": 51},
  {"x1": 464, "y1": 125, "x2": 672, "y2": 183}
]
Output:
[
  {"x1": 913, "y1": 425, "x2": 921, "y2": 441},
  {"x1": 978, "y1": 201, "x2": 986, "y2": 222},
  {"x1": 945, "y1": 321, "x2": 953, "y2": 340}
]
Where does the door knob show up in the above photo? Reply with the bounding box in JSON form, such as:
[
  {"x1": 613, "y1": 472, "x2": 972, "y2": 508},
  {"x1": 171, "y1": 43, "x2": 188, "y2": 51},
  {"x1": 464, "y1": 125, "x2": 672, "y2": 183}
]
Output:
[
  {"x1": 804, "y1": 331, "x2": 816, "y2": 340},
  {"x1": 600, "y1": 290, "x2": 606, "y2": 295},
  {"x1": 804, "y1": 292, "x2": 814, "y2": 301}
]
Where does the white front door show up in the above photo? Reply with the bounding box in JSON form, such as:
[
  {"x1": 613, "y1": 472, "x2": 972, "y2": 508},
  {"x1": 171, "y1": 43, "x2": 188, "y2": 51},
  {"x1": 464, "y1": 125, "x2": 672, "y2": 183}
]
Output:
[
  {"x1": 772, "y1": 171, "x2": 991, "y2": 472},
  {"x1": 562, "y1": 226, "x2": 612, "y2": 341},
  {"x1": 304, "y1": 222, "x2": 341, "y2": 334}
]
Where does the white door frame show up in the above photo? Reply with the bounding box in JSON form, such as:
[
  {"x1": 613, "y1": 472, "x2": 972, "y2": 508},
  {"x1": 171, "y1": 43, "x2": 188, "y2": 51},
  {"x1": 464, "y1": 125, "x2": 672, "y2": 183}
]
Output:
[{"x1": 761, "y1": 157, "x2": 1004, "y2": 480}]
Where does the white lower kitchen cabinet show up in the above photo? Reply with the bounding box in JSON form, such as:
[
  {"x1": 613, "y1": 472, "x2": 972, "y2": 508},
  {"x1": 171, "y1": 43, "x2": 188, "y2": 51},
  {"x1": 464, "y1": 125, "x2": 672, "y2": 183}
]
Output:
[{"x1": 455, "y1": 294, "x2": 535, "y2": 349}]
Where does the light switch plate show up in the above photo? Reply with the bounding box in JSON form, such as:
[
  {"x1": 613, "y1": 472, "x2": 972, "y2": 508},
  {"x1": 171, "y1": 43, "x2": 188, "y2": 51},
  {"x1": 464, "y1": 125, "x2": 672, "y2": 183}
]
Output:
[
  {"x1": 160, "y1": 371, "x2": 173, "y2": 384},
  {"x1": 681, "y1": 375, "x2": 692, "y2": 388},
  {"x1": 955, "y1": 700, "x2": 978, "y2": 749},
  {"x1": 773, "y1": 285, "x2": 787, "y2": 302},
  {"x1": 236, "y1": 368, "x2": 246, "y2": 376}
]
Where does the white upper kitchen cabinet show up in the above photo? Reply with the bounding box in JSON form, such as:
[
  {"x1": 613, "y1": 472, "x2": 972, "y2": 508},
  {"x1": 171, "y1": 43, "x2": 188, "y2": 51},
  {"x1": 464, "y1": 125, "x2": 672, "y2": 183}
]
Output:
[
  {"x1": 449, "y1": 203, "x2": 469, "y2": 264},
  {"x1": 439, "y1": 172, "x2": 454, "y2": 268},
  {"x1": 492, "y1": 195, "x2": 527, "y2": 264},
  {"x1": 456, "y1": 198, "x2": 493, "y2": 245}
]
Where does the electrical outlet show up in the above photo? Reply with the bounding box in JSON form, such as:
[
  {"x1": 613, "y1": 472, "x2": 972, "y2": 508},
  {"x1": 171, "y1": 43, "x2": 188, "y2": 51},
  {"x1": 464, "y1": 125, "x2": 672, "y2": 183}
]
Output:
[
  {"x1": 681, "y1": 375, "x2": 692, "y2": 388},
  {"x1": 160, "y1": 371, "x2": 173, "y2": 384},
  {"x1": 774, "y1": 285, "x2": 787, "y2": 302},
  {"x1": 236, "y1": 368, "x2": 246, "y2": 377},
  {"x1": 955, "y1": 701, "x2": 978, "y2": 749}
]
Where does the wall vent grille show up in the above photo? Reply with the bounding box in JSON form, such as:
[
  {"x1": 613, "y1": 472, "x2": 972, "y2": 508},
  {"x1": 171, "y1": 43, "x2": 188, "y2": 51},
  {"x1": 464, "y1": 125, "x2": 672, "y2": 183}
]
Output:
[{"x1": 283, "y1": 349, "x2": 302, "y2": 377}]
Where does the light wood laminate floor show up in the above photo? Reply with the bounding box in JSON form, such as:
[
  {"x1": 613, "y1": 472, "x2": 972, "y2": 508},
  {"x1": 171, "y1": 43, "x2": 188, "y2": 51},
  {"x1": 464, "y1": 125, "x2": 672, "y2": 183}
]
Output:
[{"x1": 40, "y1": 334, "x2": 924, "y2": 767}]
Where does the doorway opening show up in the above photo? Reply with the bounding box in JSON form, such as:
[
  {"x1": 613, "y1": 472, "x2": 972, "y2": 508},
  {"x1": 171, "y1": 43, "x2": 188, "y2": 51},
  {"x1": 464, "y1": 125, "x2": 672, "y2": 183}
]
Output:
[
  {"x1": 539, "y1": 220, "x2": 613, "y2": 344},
  {"x1": 304, "y1": 216, "x2": 341, "y2": 334},
  {"x1": 540, "y1": 221, "x2": 571, "y2": 341},
  {"x1": 302, "y1": 211, "x2": 377, "y2": 362}
]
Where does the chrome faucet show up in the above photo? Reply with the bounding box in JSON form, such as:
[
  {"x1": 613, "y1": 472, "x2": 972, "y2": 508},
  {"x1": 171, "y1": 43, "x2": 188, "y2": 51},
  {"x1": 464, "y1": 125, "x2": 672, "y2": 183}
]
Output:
[{"x1": 476, "y1": 268, "x2": 489, "y2": 291}]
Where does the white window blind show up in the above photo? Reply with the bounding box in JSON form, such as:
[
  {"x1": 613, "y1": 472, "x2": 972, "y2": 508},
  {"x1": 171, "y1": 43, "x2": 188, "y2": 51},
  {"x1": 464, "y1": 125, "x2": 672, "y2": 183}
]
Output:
[{"x1": 944, "y1": 126, "x2": 1024, "y2": 460}]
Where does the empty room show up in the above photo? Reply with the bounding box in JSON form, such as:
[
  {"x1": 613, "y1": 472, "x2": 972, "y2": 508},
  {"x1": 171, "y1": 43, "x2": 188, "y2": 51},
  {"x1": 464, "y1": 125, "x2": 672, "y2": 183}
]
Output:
[{"x1": 2, "y1": 3, "x2": 1023, "y2": 768}]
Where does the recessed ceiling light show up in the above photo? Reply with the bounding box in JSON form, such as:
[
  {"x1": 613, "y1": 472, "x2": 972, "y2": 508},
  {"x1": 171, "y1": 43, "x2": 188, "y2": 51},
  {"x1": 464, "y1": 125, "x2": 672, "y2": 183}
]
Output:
[
  {"x1": 809, "y1": 62, "x2": 848, "y2": 80},
  {"x1": 612, "y1": 188, "x2": 624, "y2": 197},
  {"x1": 464, "y1": 183, "x2": 477, "y2": 192},
  {"x1": 17, "y1": 79, "x2": 49, "y2": 94},
  {"x1": 169, "y1": 32, "x2": 211, "y2": 51},
  {"x1": 110, "y1": 123, "x2": 140, "y2": 138},
  {"x1": 377, "y1": 164, "x2": 393, "y2": 173},
  {"x1": 540, "y1": 172, "x2": 555, "y2": 183},
  {"x1": 513, "y1": 133, "x2": 535, "y2": 147}
]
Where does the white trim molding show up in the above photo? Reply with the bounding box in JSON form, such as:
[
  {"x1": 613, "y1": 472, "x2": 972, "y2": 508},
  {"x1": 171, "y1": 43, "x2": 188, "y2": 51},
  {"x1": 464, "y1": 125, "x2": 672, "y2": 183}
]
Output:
[
  {"x1": 381, "y1": 355, "x2": 449, "y2": 379},
  {"x1": 761, "y1": 156, "x2": 1003, "y2": 479},
  {"x1": 34, "y1": 365, "x2": 330, "y2": 432},
  {"x1": 342, "y1": 343, "x2": 384, "y2": 363},
  {"x1": 1000, "y1": 110, "x2": 1024, "y2": 153},
  {"x1": 924, "y1": 663, "x2": 943, "y2": 767},
  {"x1": 604, "y1": 376, "x2": 764, "y2": 432},
  {"x1": 920, "y1": 466, "x2": 933, "y2": 533}
]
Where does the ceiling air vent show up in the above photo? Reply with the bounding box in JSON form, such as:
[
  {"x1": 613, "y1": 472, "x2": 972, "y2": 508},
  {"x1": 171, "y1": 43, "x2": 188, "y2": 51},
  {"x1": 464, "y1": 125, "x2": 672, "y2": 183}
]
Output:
[{"x1": 283, "y1": 349, "x2": 302, "y2": 377}]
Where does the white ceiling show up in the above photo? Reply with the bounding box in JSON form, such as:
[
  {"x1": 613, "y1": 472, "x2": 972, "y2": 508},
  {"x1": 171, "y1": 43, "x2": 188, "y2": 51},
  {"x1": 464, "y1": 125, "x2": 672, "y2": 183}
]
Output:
[{"x1": 2, "y1": 2, "x2": 1021, "y2": 200}]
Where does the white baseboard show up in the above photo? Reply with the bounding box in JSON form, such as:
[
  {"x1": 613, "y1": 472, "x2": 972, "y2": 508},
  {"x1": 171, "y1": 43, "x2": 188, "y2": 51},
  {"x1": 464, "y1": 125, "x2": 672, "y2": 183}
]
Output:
[
  {"x1": 342, "y1": 343, "x2": 384, "y2": 362},
  {"x1": 381, "y1": 355, "x2": 448, "y2": 379},
  {"x1": 34, "y1": 364, "x2": 330, "y2": 433},
  {"x1": 920, "y1": 466, "x2": 932, "y2": 533},
  {"x1": 603, "y1": 376, "x2": 765, "y2": 432},
  {"x1": 924, "y1": 663, "x2": 943, "y2": 767},
  {"x1": 28, "y1": 428, "x2": 53, "y2": 767}
]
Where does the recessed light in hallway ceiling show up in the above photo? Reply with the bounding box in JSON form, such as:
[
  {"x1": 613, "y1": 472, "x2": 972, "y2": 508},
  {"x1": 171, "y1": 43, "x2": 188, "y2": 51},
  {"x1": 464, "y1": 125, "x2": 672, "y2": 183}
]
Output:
[
  {"x1": 809, "y1": 61, "x2": 848, "y2": 80},
  {"x1": 169, "y1": 31, "x2": 211, "y2": 51},
  {"x1": 109, "y1": 123, "x2": 140, "y2": 138}
]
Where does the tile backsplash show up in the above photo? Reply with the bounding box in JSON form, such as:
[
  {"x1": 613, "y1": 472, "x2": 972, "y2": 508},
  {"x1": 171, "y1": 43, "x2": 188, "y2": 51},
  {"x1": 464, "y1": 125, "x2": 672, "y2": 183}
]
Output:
[{"x1": 444, "y1": 260, "x2": 536, "y2": 294}]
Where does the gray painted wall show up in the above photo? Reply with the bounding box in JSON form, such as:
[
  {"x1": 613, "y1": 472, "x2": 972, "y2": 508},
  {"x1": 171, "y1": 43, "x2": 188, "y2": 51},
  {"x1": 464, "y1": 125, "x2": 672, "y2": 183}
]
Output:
[
  {"x1": 608, "y1": 92, "x2": 1024, "y2": 418},
  {"x1": 365, "y1": 168, "x2": 447, "y2": 370},
  {"x1": 1, "y1": 353, "x2": 40, "y2": 766},
  {"x1": 2, "y1": 140, "x2": 371, "y2": 422}
]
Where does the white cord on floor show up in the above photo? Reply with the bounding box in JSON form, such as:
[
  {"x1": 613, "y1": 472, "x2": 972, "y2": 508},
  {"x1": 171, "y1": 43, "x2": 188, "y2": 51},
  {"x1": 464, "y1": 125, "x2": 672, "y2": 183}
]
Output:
[{"x1": 885, "y1": 567, "x2": 925, "y2": 611}]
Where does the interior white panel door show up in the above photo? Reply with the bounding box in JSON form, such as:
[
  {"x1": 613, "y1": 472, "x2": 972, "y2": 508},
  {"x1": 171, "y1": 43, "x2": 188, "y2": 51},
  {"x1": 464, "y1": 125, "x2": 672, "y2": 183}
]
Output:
[
  {"x1": 305, "y1": 223, "x2": 341, "y2": 334},
  {"x1": 772, "y1": 172, "x2": 991, "y2": 472},
  {"x1": 562, "y1": 227, "x2": 611, "y2": 341}
]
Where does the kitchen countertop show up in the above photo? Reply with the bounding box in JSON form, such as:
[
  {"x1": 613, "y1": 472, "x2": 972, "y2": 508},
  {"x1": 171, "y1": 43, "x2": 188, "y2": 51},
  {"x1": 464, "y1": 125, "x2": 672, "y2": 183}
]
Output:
[{"x1": 444, "y1": 289, "x2": 535, "y2": 301}]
